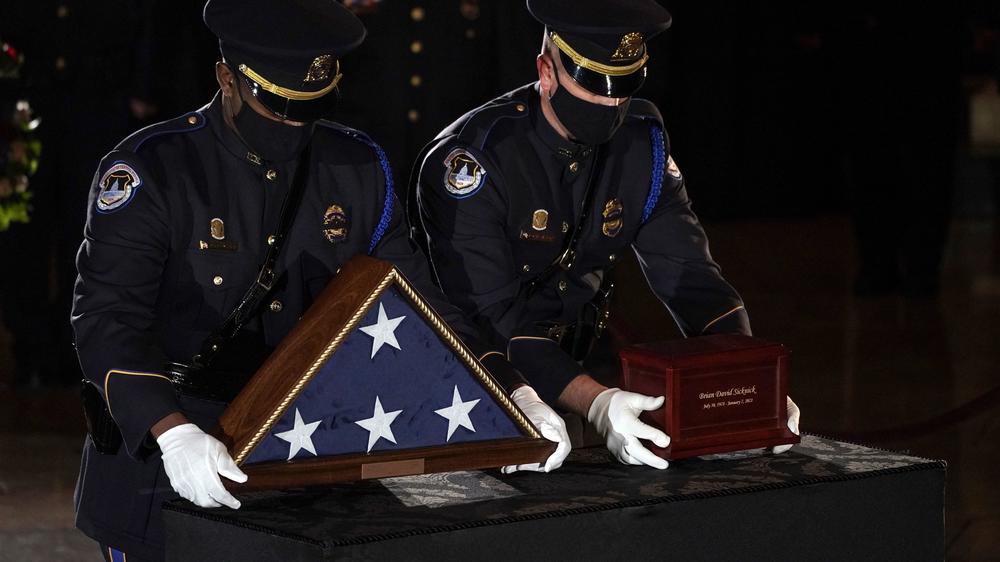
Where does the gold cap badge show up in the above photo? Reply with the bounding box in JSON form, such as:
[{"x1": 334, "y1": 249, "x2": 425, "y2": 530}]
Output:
[
  {"x1": 611, "y1": 32, "x2": 645, "y2": 62},
  {"x1": 304, "y1": 54, "x2": 334, "y2": 82}
]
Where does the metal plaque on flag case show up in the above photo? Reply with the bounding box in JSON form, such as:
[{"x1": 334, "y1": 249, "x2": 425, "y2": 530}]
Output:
[{"x1": 215, "y1": 256, "x2": 554, "y2": 491}]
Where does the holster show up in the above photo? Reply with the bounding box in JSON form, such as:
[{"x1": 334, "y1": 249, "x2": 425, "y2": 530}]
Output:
[
  {"x1": 80, "y1": 380, "x2": 123, "y2": 455},
  {"x1": 543, "y1": 281, "x2": 615, "y2": 362}
]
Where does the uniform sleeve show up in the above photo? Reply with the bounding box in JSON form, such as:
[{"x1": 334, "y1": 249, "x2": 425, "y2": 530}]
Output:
[
  {"x1": 417, "y1": 140, "x2": 585, "y2": 404},
  {"x1": 72, "y1": 152, "x2": 180, "y2": 458},
  {"x1": 631, "y1": 140, "x2": 752, "y2": 337},
  {"x1": 369, "y1": 156, "x2": 528, "y2": 393}
]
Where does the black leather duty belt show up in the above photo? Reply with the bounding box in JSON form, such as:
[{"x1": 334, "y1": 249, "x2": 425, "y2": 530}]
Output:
[{"x1": 165, "y1": 362, "x2": 253, "y2": 403}]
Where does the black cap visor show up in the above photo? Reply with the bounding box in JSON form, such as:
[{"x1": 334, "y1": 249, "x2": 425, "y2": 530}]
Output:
[
  {"x1": 558, "y1": 50, "x2": 647, "y2": 98},
  {"x1": 240, "y1": 74, "x2": 339, "y2": 122}
]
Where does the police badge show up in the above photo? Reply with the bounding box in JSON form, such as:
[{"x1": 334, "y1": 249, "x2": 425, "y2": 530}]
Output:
[
  {"x1": 323, "y1": 204, "x2": 349, "y2": 243},
  {"x1": 602, "y1": 199, "x2": 624, "y2": 237},
  {"x1": 443, "y1": 149, "x2": 486, "y2": 198},
  {"x1": 96, "y1": 162, "x2": 142, "y2": 213}
]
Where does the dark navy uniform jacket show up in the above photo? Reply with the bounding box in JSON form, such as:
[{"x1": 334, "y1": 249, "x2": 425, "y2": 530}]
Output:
[
  {"x1": 71, "y1": 93, "x2": 525, "y2": 559},
  {"x1": 417, "y1": 84, "x2": 751, "y2": 405}
]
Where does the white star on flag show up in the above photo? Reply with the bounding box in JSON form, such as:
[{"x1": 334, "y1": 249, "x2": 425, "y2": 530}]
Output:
[
  {"x1": 434, "y1": 385, "x2": 480, "y2": 441},
  {"x1": 354, "y1": 396, "x2": 404, "y2": 453},
  {"x1": 274, "y1": 408, "x2": 322, "y2": 460},
  {"x1": 359, "y1": 302, "x2": 406, "y2": 359}
]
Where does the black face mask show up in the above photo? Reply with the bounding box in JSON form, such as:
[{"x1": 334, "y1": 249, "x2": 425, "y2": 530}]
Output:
[
  {"x1": 549, "y1": 73, "x2": 630, "y2": 146},
  {"x1": 230, "y1": 79, "x2": 315, "y2": 162}
]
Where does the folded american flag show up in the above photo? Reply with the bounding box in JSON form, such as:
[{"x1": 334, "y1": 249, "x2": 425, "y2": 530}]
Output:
[{"x1": 244, "y1": 287, "x2": 523, "y2": 464}]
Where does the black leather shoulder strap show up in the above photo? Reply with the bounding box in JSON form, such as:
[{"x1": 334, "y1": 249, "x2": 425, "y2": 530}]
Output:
[{"x1": 193, "y1": 144, "x2": 313, "y2": 368}]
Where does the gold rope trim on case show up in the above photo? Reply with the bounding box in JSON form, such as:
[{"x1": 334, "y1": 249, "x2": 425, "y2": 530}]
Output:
[
  {"x1": 550, "y1": 33, "x2": 647, "y2": 77},
  {"x1": 392, "y1": 270, "x2": 540, "y2": 439},
  {"x1": 238, "y1": 63, "x2": 342, "y2": 101},
  {"x1": 236, "y1": 273, "x2": 394, "y2": 464}
]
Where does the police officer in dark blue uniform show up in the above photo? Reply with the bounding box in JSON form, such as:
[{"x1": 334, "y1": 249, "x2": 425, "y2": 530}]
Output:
[
  {"x1": 72, "y1": 1, "x2": 569, "y2": 560},
  {"x1": 416, "y1": 0, "x2": 801, "y2": 470}
]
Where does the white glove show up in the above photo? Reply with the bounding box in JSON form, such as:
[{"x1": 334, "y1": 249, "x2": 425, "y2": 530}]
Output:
[
  {"x1": 587, "y1": 388, "x2": 670, "y2": 470},
  {"x1": 157, "y1": 423, "x2": 248, "y2": 509},
  {"x1": 502, "y1": 386, "x2": 571, "y2": 473},
  {"x1": 771, "y1": 396, "x2": 802, "y2": 454}
]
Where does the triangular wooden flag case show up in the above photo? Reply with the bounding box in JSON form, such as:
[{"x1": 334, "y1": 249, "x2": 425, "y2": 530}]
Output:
[{"x1": 215, "y1": 256, "x2": 553, "y2": 491}]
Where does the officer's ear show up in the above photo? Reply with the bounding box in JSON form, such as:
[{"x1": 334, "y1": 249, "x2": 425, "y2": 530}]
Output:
[
  {"x1": 216, "y1": 61, "x2": 236, "y2": 97},
  {"x1": 536, "y1": 53, "x2": 557, "y2": 99}
]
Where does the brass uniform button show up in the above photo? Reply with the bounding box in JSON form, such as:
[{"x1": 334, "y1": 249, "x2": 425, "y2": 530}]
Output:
[
  {"x1": 187, "y1": 115, "x2": 198, "y2": 125},
  {"x1": 267, "y1": 235, "x2": 276, "y2": 246},
  {"x1": 516, "y1": 104, "x2": 526, "y2": 112},
  {"x1": 562, "y1": 222, "x2": 569, "y2": 233},
  {"x1": 410, "y1": 40, "x2": 423, "y2": 54},
  {"x1": 522, "y1": 264, "x2": 531, "y2": 273},
  {"x1": 569, "y1": 161, "x2": 579, "y2": 173},
  {"x1": 269, "y1": 300, "x2": 283, "y2": 312},
  {"x1": 410, "y1": 74, "x2": 422, "y2": 87},
  {"x1": 558, "y1": 280, "x2": 568, "y2": 292},
  {"x1": 609, "y1": 254, "x2": 617, "y2": 262},
  {"x1": 266, "y1": 169, "x2": 278, "y2": 181},
  {"x1": 213, "y1": 276, "x2": 224, "y2": 286},
  {"x1": 407, "y1": 109, "x2": 420, "y2": 123},
  {"x1": 410, "y1": 6, "x2": 425, "y2": 21}
]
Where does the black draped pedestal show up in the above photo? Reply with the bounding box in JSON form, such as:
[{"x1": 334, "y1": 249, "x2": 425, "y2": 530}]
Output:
[{"x1": 163, "y1": 435, "x2": 945, "y2": 561}]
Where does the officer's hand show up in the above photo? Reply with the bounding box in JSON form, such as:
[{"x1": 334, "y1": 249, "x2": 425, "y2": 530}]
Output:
[
  {"x1": 587, "y1": 388, "x2": 670, "y2": 470},
  {"x1": 771, "y1": 396, "x2": 801, "y2": 454},
  {"x1": 502, "y1": 386, "x2": 571, "y2": 473},
  {"x1": 157, "y1": 423, "x2": 248, "y2": 509}
]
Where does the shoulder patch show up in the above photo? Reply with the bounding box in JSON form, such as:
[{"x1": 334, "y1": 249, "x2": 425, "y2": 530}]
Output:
[
  {"x1": 443, "y1": 148, "x2": 487, "y2": 198},
  {"x1": 96, "y1": 161, "x2": 142, "y2": 213},
  {"x1": 666, "y1": 155, "x2": 682, "y2": 179}
]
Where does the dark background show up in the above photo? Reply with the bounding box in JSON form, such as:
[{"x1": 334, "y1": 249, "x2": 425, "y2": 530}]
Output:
[{"x1": 0, "y1": 1, "x2": 999, "y2": 559}]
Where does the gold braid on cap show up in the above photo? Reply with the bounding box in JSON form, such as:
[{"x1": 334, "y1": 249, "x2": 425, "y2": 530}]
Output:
[
  {"x1": 550, "y1": 32, "x2": 647, "y2": 76},
  {"x1": 238, "y1": 62, "x2": 342, "y2": 101}
]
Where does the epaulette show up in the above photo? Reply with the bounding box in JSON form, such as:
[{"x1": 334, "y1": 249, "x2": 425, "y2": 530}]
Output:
[
  {"x1": 316, "y1": 120, "x2": 394, "y2": 255},
  {"x1": 448, "y1": 91, "x2": 532, "y2": 151},
  {"x1": 628, "y1": 98, "x2": 664, "y2": 125},
  {"x1": 315, "y1": 119, "x2": 375, "y2": 144},
  {"x1": 115, "y1": 110, "x2": 207, "y2": 153}
]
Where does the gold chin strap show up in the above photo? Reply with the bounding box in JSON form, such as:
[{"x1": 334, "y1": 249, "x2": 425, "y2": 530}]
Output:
[
  {"x1": 550, "y1": 33, "x2": 648, "y2": 77},
  {"x1": 238, "y1": 62, "x2": 342, "y2": 101}
]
